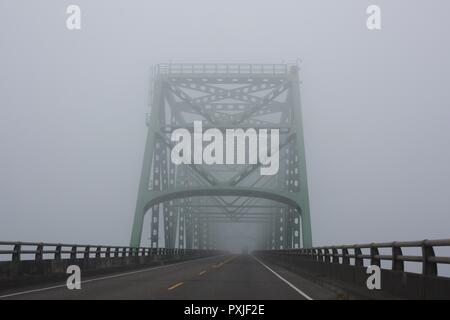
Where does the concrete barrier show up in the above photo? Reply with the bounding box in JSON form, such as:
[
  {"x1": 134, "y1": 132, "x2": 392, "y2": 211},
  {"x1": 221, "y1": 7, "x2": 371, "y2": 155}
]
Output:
[
  {"x1": 0, "y1": 242, "x2": 223, "y2": 290},
  {"x1": 255, "y1": 252, "x2": 450, "y2": 300}
]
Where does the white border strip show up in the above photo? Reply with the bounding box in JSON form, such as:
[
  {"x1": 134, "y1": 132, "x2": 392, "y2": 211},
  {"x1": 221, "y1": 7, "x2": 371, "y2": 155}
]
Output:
[
  {"x1": 252, "y1": 255, "x2": 314, "y2": 300},
  {"x1": 0, "y1": 255, "x2": 224, "y2": 299}
]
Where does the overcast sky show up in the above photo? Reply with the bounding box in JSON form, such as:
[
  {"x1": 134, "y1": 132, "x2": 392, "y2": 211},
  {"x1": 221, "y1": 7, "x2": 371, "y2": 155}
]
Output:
[{"x1": 0, "y1": 0, "x2": 449, "y2": 248}]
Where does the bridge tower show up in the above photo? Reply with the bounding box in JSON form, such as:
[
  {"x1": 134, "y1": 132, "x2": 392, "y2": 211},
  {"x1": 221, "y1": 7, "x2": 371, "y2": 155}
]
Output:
[{"x1": 130, "y1": 63, "x2": 312, "y2": 249}]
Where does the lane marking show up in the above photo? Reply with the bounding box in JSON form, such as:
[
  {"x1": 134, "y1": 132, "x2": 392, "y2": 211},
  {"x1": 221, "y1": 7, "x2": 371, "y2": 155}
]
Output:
[
  {"x1": 213, "y1": 255, "x2": 236, "y2": 268},
  {"x1": 199, "y1": 271, "x2": 207, "y2": 276},
  {"x1": 168, "y1": 282, "x2": 184, "y2": 291},
  {"x1": 0, "y1": 255, "x2": 225, "y2": 299},
  {"x1": 251, "y1": 255, "x2": 314, "y2": 301}
]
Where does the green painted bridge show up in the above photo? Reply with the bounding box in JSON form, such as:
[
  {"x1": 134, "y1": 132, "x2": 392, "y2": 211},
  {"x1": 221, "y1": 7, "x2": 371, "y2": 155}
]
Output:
[
  {"x1": 130, "y1": 63, "x2": 312, "y2": 251},
  {"x1": 0, "y1": 64, "x2": 449, "y2": 300}
]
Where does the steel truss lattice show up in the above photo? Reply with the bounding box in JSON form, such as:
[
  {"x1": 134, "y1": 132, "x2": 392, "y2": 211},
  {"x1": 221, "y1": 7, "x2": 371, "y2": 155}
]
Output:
[{"x1": 130, "y1": 63, "x2": 312, "y2": 249}]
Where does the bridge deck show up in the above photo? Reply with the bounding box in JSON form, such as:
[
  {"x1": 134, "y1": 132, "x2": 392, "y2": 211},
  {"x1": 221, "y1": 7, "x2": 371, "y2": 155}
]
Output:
[{"x1": 0, "y1": 255, "x2": 336, "y2": 300}]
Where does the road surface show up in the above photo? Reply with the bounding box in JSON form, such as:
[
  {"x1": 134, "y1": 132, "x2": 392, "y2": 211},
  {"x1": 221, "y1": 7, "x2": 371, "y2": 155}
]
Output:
[{"x1": 0, "y1": 255, "x2": 336, "y2": 300}]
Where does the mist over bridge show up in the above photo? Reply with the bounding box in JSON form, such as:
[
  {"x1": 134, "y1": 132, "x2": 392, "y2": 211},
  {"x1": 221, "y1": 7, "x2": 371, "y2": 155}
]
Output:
[
  {"x1": 131, "y1": 63, "x2": 311, "y2": 251},
  {"x1": 1, "y1": 64, "x2": 449, "y2": 300}
]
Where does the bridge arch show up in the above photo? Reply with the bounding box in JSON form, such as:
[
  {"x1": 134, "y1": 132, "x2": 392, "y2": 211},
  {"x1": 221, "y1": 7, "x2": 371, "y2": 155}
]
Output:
[
  {"x1": 143, "y1": 187, "x2": 300, "y2": 212},
  {"x1": 130, "y1": 186, "x2": 310, "y2": 248},
  {"x1": 130, "y1": 64, "x2": 312, "y2": 250}
]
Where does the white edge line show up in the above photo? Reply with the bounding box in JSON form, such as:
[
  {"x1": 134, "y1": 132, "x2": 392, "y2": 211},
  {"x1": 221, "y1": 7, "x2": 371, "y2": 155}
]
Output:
[
  {"x1": 252, "y1": 255, "x2": 314, "y2": 301},
  {"x1": 0, "y1": 255, "x2": 225, "y2": 299}
]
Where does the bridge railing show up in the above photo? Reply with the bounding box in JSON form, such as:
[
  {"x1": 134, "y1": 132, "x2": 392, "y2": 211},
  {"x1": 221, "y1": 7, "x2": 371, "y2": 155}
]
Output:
[
  {"x1": 156, "y1": 63, "x2": 292, "y2": 75},
  {"x1": 0, "y1": 241, "x2": 216, "y2": 262},
  {"x1": 260, "y1": 239, "x2": 450, "y2": 277}
]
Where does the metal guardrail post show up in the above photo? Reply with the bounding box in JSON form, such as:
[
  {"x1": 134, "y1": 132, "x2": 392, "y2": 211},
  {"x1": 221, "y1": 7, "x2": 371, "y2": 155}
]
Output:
[
  {"x1": 370, "y1": 244, "x2": 381, "y2": 267},
  {"x1": 55, "y1": 244, "x2": 62, "y2": 260},
  {"x1": 392, "y1": 243, "x2": 404, "y2": 271},
  {"x1": 84, "y1": 246, "x2": 90, "y2": 260},
  {"x1": 35, "y1": 243, "x2": 43, "y2": 261},
  {"x1": 324, "y1": 248, "x2": 330, "y2": 263},
  {"x1": 332, "y1": 248, "x2": 339, "y2": 264},
  {"x1": 422, "y1": 240, "x2": 437, "y2": 276},
  {"x1": 342, "y1": 248, "x2": 350, "y2": 265},
  {"x1": 70, "y1": 246, "x2": 77, "y2": 260},
  {"x1": 96, "y1": 246, "x2": 101, "y2": 259},
  {"x1": 354, "y1": 247, "x2": 364, "y2": 267},
  {"x1": 12, "y1": 243, "x2": 21, "y2": 262},
  {"x1": 313, "y1": 249, "x2": 319, "y2": 261}
]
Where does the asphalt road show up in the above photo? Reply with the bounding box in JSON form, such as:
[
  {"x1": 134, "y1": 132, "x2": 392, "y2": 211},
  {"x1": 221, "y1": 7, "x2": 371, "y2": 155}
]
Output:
[{"x1": 0, "y1": 255, "x2": 336, "y2": 300}]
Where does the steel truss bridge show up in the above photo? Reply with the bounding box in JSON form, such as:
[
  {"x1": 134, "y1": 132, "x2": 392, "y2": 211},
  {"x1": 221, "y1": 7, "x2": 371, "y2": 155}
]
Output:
[
  {"x1": 131, "y1": 63, "x2": 312, "y2": 250},
  {"x1": 1, "y1": 63, "x2": 449, "y2": 300}
]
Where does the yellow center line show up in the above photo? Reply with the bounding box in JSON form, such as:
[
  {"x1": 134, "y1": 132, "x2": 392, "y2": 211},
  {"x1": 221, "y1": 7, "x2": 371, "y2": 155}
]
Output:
[
  {"x1": 213, "y1": 255, "x2": 236, "y2": 268},
  {"x1": 168, "y1": 282, "x2": 184, "y2": 291},
  {"x1": 199, "y1": 271, "x2": 207, "y2": 276}
]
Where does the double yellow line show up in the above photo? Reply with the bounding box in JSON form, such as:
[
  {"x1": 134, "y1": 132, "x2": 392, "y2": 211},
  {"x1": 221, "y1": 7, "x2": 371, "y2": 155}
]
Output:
[
  {"x1": 213, "y1": 255, "x2": 236, "y2": 269},
  {"x1": 167, "y1": 255, "x2": 235, "y2": 291}
]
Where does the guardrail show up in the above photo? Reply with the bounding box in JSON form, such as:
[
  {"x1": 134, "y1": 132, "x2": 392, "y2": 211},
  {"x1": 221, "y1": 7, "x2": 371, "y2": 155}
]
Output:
[
  {"x1": 156, "y1": 63, "x2": 292, "y2": 75},
  {"x1": 0, "y1": 241, "x2": 218, "y2": 262},
  {"x1": 259, "y1": 239, "x2": 450, "y2": 277},
  {"x1": 256, "y1": 239, "x2": 450, "y2": 299}
]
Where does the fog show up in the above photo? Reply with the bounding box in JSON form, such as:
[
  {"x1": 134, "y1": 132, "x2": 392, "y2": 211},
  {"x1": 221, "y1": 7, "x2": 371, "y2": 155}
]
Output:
[{"x1": 1, "y1": 1, "x2": 449, "y2": 251}]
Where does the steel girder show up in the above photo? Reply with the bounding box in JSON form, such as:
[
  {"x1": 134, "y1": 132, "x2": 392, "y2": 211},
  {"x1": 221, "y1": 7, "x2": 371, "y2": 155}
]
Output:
[{"x1": 130, "y1": 63, "x2": 312, "y2": 249}]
